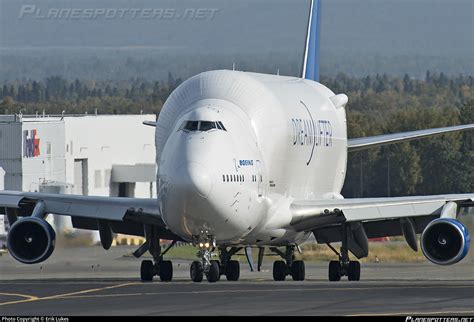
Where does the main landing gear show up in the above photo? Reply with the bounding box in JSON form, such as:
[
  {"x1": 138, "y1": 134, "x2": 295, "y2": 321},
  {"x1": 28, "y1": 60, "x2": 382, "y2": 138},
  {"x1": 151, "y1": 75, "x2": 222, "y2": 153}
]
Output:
[
  {"x1": 190, "y1": 234, "x2": 242, "y2": 283},
  {"x1": 327, "y1": 223, "x2": 361, "y2": 282},
  {"x1": 136, "y1": 226, "x2": 175, "y2": 282},
  {"x1": 269, "y1": 245, "x2": 305, "y2": 281}
]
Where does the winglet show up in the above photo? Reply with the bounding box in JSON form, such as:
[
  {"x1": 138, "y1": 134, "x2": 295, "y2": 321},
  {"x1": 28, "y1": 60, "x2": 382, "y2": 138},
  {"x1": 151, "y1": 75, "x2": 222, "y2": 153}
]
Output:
[{"x1": 301, "y1": 0, "x2": 322, "y2": 82}]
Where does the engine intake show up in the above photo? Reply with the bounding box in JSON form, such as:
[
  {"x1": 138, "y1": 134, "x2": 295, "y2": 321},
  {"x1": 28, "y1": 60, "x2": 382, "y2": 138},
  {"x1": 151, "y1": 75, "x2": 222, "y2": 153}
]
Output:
[
  {"x1": 421, "y1": 218, "x2": 470, "y2": 265},
  {"x1": 7, "y1": 217, "x2": 56, "y2": 264}
]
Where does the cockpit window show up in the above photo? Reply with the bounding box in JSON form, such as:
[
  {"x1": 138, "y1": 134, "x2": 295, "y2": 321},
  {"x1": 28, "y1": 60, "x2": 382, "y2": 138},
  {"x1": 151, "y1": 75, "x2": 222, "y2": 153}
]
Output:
[
  {"x1": 199, "y1": 121, "x2": 216, "y2": 131},
  {"x1": 181, "y1": 121, "x2": 199, "y2": 131},
  {"x1": 179, "y1": 120, "x2": 227, "y2": 132},
  {"x1": 217, "y1": 121, "x2": 227, "y2": 131}
]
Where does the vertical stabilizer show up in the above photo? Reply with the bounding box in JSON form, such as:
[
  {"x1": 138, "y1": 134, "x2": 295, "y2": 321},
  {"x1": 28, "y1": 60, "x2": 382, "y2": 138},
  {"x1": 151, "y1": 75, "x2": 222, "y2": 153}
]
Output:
[{"x1": 301, "y1": 0, "x2": 322, "y2": 82}]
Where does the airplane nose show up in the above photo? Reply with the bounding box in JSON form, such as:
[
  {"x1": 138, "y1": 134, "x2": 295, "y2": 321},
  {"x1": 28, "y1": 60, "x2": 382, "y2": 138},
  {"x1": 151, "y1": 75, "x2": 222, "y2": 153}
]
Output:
[{"x1": 175, "y1": 162, "x2": 212, "y2": 199}]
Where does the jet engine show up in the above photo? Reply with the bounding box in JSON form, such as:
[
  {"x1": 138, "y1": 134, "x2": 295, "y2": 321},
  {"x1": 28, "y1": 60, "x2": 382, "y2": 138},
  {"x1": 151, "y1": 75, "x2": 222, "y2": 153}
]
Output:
[
  {"x1": 7, "y1": 217, "x2": 56, "y2": 264},
  {"x1": 421, "y1": 218, "x2": 470, "y2": 265}
]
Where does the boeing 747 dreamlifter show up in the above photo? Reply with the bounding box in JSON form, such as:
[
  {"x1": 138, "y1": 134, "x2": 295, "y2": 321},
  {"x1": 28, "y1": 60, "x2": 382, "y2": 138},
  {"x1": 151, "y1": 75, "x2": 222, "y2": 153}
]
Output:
[{"x1": 1, "y1": 0, "x2": 473, "y2": 282}]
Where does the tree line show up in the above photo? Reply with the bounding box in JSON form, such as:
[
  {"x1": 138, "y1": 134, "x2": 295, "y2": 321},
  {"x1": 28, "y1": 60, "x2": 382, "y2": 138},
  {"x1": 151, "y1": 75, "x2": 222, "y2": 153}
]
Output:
[
  {"x1": 0, "y1": 71, "x2": 473, "y2": 197},
  {"x1": 0, "y1": 72, "x2": 182, "y2": 115},
  {"x1": 330, "y1": 72, "x2": 473, "y2": 197}
]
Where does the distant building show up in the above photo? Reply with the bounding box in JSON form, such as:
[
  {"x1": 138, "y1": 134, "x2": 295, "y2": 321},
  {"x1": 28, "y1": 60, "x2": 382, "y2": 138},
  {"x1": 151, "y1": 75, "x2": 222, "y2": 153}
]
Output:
[
  {"x1": 0, "y1": 114, "x2": 158, "y2": 235},
  {"x1": 0, "y1": 167, "x2": 4, "y2": 190}
]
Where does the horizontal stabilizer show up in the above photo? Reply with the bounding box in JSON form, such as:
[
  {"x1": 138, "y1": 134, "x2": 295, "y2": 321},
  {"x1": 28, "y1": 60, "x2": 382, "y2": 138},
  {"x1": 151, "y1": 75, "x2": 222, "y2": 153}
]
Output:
[
  {"x1": 143, "y1": 121, "x2": 157, "y2": 127},
  {"x1": 348, "y1": 123, "x2": 474, "y2": 152}
]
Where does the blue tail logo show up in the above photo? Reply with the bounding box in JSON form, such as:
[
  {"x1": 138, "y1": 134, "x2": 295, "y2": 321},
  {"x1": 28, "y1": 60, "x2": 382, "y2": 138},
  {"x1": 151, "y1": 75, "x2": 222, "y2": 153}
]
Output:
[{"x1": 301, "y1": 0, "x2": 322, "y2": 82}]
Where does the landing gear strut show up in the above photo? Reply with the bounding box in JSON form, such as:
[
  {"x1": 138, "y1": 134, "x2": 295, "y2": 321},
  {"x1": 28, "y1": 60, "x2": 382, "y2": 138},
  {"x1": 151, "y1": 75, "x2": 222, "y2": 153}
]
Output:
[
  {"x1": 190, "y1": 233, "x2": 242, "y2": 283},
  {"x1": 219, "y1": 247, "x2": 242, "y2": 281},
  {"x1": 270, "y1": 245, "x2": 305, "y2": 281},
  {"x1": 327, "y1": 224, "x2": 361, "y2": 281},
  {"x1": 138, "y1": 226, "x2": 175, "y2": 282}
]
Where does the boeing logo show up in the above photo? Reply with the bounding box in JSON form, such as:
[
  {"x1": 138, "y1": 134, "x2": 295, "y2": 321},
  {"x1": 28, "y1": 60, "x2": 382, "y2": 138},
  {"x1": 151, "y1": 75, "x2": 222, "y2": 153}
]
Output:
[{"x1": 239, "y1": 160, "x2": 254, "y2": 166}]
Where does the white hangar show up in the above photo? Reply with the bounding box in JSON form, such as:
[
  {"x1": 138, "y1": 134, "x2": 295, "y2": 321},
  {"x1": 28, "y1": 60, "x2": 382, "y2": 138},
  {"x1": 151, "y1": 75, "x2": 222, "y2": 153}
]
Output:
[{"x1": 0, "y1": 114, "x2": 158, "y2": 237}]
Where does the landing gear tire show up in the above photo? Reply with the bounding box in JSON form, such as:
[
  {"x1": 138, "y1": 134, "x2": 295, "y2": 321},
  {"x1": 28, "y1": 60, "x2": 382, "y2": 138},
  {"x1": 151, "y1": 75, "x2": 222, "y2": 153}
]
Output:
[
  {"x1": 291, "y1": 260, "x2": 305, "y2": 281},
  {"x1": 348, "y1": 261, "x2": 360, "y2": 281},
  {"x1": 191, "y1": 261, "x2": 204, "y2": 283},
  {"x1": 159, "y1": 260, "x2": 173, "y2": 282},
  {"x1": 206, "y1": 261, "x2": 220, "y2": 283},
  {"x1": 273, "y1": 260, "x2": 287, "y2": 281},
  {"x1": 226, "y1": 260, "x2": 240, "y2": 281},
  {"x1": 210, "y1": 260, "x2": 221, "y2": 281},
  {"x1": 140, "y1": 260, "x2": 154, "y2": 282},
  {"x1": 328, "y1": 260, "x2": 341, "y2": 282}
]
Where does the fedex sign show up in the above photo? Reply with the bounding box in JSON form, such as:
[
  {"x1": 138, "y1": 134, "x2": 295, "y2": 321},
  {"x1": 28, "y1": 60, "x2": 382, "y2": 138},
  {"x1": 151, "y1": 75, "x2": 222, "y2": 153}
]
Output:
[{"x1": 23, "y1": 129, "x2": 41, "y2": 158}]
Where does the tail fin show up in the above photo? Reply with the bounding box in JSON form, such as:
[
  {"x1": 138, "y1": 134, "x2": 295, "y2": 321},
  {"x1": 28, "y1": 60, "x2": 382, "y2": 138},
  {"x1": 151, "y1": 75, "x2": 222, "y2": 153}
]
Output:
[{"x1": 301, "y1": 0, "x2": 322, "y2": 82}]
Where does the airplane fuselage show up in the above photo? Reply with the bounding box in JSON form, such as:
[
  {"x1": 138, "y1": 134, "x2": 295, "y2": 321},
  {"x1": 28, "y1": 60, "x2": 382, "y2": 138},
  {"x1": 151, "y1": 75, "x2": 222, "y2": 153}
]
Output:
[{"x1": 156, "y1": 70, "x2": 348, "y2": 246}]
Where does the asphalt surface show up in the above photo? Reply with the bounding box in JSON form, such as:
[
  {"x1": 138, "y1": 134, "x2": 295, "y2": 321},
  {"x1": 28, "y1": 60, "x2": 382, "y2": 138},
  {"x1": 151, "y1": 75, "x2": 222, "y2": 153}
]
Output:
[{"x1": 0, "y1": 246, "x2": 473, "y2": 316}]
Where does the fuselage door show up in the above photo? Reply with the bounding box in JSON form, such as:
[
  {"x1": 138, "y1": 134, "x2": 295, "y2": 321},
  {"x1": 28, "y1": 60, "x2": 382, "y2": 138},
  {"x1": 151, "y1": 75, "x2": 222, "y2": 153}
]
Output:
[{"x1": 256, "y1": 160, "x2": 263, "y2": 197}]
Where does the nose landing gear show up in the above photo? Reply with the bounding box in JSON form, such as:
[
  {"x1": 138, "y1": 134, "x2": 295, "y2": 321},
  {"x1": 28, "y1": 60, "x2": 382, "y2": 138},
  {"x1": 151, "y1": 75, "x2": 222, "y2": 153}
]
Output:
[
  {"x1": 190, "y1": 233, "x2": 242, "y2": 283},
  {"x1": 191, "y1": 246, "x2": 221, "y2": 282},
  {"x1": 190, "y1": 234, "x2": 219, "y2": 283}
]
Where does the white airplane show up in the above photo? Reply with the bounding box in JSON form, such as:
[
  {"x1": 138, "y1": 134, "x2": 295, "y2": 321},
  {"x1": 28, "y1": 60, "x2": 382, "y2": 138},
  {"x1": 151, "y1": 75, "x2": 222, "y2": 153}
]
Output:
[{"x1": 1, "y1": 0, "x2": 473, "y2": 283}]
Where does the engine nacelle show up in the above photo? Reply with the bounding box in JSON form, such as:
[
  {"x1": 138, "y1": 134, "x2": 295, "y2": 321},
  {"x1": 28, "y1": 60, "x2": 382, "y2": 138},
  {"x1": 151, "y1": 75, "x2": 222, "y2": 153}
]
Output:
[
  {"x1": 421, "y1": 218, "x2": 470, "y2": 265},
  {"x1": 7, "y1": 217, "x2": 56, "y2": 264}
]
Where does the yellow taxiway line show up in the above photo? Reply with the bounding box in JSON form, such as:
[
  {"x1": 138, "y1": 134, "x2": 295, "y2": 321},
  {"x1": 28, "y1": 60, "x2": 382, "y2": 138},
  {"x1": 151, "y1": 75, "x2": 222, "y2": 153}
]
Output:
[{"x1": 0, "y1": 282, "x2": 139, "y2": 307}]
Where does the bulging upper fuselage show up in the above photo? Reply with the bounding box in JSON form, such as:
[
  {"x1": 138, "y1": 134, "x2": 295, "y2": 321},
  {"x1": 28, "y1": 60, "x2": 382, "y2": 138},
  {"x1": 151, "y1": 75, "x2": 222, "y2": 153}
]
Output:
[{"x1": 156, "y1": 70, "x2": 348, "y2": 246}]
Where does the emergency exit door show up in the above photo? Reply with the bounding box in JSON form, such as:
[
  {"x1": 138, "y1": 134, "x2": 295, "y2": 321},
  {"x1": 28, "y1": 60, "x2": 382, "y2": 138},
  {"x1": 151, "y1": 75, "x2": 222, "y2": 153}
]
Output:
[{"x1": 256, "y1": 160, "x2": 263, "y2": 197}]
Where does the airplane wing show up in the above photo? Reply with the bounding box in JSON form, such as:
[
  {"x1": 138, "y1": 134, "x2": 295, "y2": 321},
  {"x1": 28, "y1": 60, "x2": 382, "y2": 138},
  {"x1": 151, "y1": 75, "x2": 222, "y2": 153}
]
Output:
[
  {"x1": 348, "y1": 123, "x2": 474, "y2": 152},
  {"x1": 0, "y1": 190, "x2": 181, "y2": 241},
  {"x1": 290, "y1": 194, "x2": 474, "y2": 258}
]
